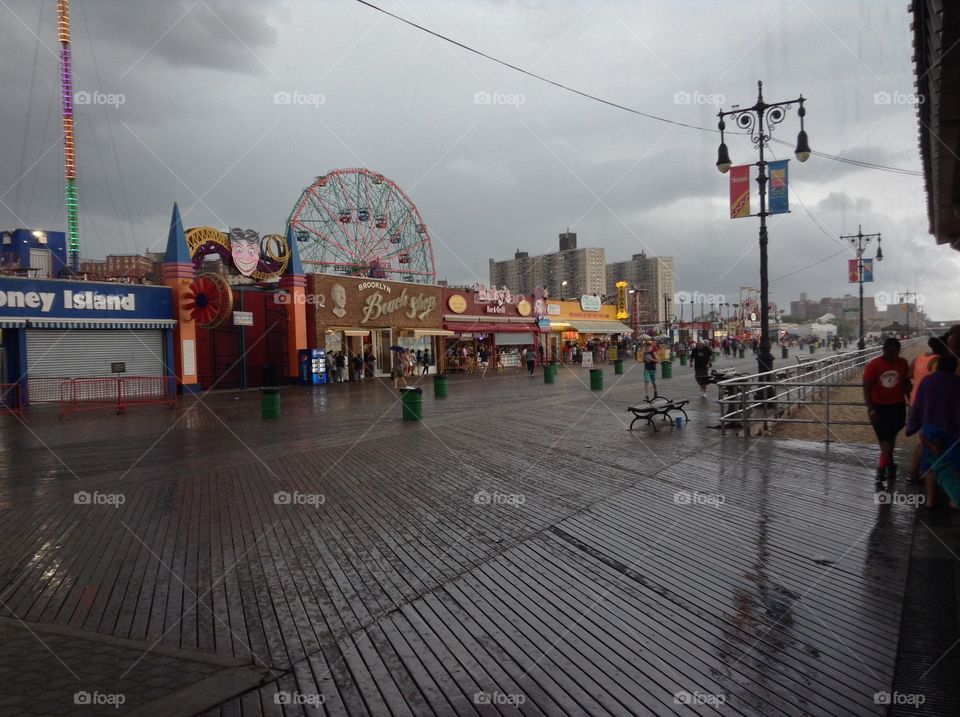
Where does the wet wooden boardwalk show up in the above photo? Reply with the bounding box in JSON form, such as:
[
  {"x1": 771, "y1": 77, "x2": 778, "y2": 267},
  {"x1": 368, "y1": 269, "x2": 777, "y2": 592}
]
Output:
[{"x1": 0, "y1": 353, "x2": 941, "y2": 715}]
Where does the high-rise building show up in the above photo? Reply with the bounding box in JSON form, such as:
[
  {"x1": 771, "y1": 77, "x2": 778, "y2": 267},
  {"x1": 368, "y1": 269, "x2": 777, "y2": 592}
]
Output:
[
  {"x1": 489, "y1": 232, "x2": 606, "y2": 299},
  {"x1": 605, "y1": 252, "x2": 676, "y2": 325}
]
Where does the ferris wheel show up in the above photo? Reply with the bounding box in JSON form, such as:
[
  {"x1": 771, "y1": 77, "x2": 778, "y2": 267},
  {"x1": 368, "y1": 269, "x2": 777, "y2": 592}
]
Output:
[{"x1": 287, "y1": 168, "x2": 436, "y2": 284}]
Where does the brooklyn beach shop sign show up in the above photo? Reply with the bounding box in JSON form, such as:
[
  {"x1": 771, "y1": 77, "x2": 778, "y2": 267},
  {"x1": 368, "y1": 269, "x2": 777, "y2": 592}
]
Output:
[{"x1": 359, "y1": 287, "x2": 437, "y2": 324}]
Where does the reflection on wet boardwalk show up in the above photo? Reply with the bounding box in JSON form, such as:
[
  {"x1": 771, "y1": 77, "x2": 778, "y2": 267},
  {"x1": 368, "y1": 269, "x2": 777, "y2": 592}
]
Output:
[{"x1": 0, "y1": 358, "x2": 945, "y2": 715}]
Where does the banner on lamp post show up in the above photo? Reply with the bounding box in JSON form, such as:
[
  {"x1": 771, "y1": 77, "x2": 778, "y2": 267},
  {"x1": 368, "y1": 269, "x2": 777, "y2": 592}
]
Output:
[
  {"x1": 768, "y1": 160, "x2": 789, "y2": 214},
  {"x1": 729, "y1": 165, "x2": 751, "y2": 218},
  {"x1": 848, "y1": 259, "x2": 859, "y2": 283},
  {"x1": 862, "y1": 259, "x2": 874, "y2": 282}
]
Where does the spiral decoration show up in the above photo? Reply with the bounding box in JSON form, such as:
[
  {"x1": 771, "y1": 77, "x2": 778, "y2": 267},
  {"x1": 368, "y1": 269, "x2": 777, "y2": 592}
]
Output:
[{"x1": 184, "y1": 273, "x2": 234, "y2": 328}]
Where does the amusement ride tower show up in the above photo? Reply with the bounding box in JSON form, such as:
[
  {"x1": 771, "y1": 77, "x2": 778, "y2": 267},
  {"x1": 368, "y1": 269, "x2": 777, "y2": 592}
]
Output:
[{"x1": 57, "y1": 0, "x2": 80, "y2": 271}]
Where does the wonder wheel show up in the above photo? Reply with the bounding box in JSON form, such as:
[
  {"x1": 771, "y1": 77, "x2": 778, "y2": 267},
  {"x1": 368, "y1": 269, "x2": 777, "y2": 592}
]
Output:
[{"x1": 287, "y1": 168, "x2": 436, "y2": 284}]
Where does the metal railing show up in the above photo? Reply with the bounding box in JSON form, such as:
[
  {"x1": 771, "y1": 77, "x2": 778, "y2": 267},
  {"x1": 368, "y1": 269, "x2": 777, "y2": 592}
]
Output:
[
  {"x1": 59, "y1": 375, "x2": 177, "y2": 418},
  {"x1": 717, "y1": 340, "x2": 920, "y2": 441}
]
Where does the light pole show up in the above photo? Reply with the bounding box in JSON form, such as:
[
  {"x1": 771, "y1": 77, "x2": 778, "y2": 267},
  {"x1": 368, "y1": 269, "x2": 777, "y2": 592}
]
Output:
[
  {"x1": 899, "y1": 291, "x2": 917, "y2": 338},
  {"x1": 628, "y1": 286, "x2": 647, "y2": 338},
  {"x1": 716, "y1": 81, "x2": 810, "y2": 375},
  {"x1": 840, "y1": 225, "x2": 882, "y2": 350},
  {"x1": 560, "y1": 279, "x2": 568, "y2": 301},
  {"x1": 663, "y1": 293, "x2": 671, "y2": 339}
]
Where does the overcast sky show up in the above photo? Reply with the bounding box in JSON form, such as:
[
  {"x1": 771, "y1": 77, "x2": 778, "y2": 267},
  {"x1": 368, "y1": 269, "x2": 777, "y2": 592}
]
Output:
[{"x1": 1, "y1": 0, "x2": 956, "y2": 319}]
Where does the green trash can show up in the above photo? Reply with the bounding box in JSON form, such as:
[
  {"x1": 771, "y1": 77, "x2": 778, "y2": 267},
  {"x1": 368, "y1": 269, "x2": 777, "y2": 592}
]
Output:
[
  {"x1": 544, "y1": 364, "x2": 555, "y2": 384},
  {"x1": 781, "y1": 346, "x2": 789, "y2": 359},
  {"x1": 401, "y1": 387, "x2": 423, "y2": 421},
  {"x1": 661, "y1": 360, "x2": 673, "y2": 379},
  {"x1": 433, "y1": 373, "x2": 448, "y2": 398},
  {"x1": 809, "y1": 344, "x2": 815, "y2": 354},
  {"x1": 589, "y1": 368, "x2": 603, "y2": 391},
  {"x1": 260, "y1": 388, "x2": 280, "y2": 419},
  {"x1": 738, "y1": 348, "x2": 745, "y2": 358},
  {"x1": 614, "y1": 359, "x2": 624, "y2": 375},
  {"x1": 679, "y1": 354, "x2": 688, "y2": 366}
]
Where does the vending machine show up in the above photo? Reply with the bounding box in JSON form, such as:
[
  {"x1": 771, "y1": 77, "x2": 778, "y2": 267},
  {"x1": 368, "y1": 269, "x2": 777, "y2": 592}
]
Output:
[{"x1": 298, "y1": 348, "x2": 327, "y2": 385}]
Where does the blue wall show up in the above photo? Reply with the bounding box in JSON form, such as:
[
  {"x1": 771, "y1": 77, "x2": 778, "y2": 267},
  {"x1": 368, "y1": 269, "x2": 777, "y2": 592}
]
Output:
[{"x1": 1, "y1": 229, "x2": 70, "y2": 276}]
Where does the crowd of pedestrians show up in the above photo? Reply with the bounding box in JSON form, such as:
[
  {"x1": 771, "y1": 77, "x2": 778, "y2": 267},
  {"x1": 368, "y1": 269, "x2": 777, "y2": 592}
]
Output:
[{"x1": 864, "y1": 327, "x2": 960, "y2": 509}]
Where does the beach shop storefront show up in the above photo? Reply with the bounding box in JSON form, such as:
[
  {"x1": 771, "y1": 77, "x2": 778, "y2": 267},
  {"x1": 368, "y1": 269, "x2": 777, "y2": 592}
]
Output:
[
  {"x1": 0, "y1": 277, "x2": 175, "y2": 408},
  {"x1": 546, "y1": 298, "x2": 633, "y2": 361},
  {"x1": 441, "y1": 287, "x2": 539, "y2": 370},
  {"x1": 306, "y1": 274, "x2": 446, "y2": 377}
]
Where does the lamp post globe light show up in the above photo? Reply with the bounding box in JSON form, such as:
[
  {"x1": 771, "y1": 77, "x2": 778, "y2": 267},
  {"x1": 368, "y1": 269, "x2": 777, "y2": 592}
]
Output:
[
  {"x1": 841, "y1": 225, "x2": 882, "y2": 350},
  {"x1": 560, "y1": 279, "x2": 569, "y2": 301},
  {"x1": 716, "y1": 81, "x2": 810, "y2": 375}
]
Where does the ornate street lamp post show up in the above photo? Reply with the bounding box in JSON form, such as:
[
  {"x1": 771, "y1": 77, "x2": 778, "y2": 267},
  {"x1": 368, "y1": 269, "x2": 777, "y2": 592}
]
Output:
[
  {"x1": 840, "y1": 224, "x2": 883, "y2": 351},
  {"x1": 716, "y1": 81, "x2": 810, "y2": 374},
  {"x1": 840, "y1": 225, "x2": 882, "y2": 350}
]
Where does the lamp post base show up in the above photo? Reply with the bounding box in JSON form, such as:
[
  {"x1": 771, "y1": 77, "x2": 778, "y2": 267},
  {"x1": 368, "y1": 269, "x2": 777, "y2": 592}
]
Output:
[{"x1": 757, "y1": 350, "x2": 774, "y2": 376}]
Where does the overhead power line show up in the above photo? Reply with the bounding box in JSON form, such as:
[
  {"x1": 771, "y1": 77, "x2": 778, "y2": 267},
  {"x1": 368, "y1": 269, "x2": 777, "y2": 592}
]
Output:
[{"x1": 356, "y1": 0, "x2": 922, "y2": 177}]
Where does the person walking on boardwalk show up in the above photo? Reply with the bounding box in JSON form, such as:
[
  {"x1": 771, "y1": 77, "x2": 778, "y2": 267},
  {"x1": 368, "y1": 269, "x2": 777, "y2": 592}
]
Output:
[
  {"x1": 863, "y1": 337, "x2": 911, "y2": 492},
  {"x1": 906, "y1": 336, "x2": 942, "y2": 482},
  {"x1": 523, "y1": 347, "x2": 535, "y2": 376},
  {"x1": 906, "y1": 346, "x2": 960, "y2": 508},
  {"x1": 690, "y1": 340, "x2": 712, "y2": 398},
  {"x1": 642, "y1": 342, "x2": 659, "y2": 401},
  {"x1": 421, "y1": 349, "x2": 431, "y2": 376},
  {"x1": 392, "y1": 348, "x2": 408, "y2": 389}
]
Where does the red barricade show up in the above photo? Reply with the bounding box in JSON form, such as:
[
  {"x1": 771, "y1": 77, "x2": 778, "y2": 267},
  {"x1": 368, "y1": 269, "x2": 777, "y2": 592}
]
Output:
[
  {"x1": 119, "y1": 375, "x2": 177, "y2": 411},
  {"x1": 0, "y1": 384, "x2": 24, "y2": 419},
  {"x1": 59, "y1": 376, "x2": 176, "y2": 418}
]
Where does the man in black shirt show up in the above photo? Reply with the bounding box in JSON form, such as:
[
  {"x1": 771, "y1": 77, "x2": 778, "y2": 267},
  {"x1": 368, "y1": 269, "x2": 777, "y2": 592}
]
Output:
[{"x1": 690, "y1": 340, "x2": 713, "y2": 398}]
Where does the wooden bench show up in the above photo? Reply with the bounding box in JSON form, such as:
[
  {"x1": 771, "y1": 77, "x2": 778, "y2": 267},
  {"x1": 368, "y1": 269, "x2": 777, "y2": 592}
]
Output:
[{"x1": 627, "y1": 396, "x2": 690, "y2": 431}]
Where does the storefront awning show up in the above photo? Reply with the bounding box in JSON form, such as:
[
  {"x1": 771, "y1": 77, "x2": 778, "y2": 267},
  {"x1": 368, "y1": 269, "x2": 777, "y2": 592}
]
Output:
[
  {"x1": 444, "y1": 321, "x2": 537, "y2": 334},
  {"x1": 408, "y1": 328, "x2": 455, "y2": 337},
  {"x1": 554, "y1": 319, "x2": 632, "y2": 334},
  {"x1": 0, "y1": 318, "x2": 27, "y2": 328},
  {"x1": 326, "y1": 327, "x2": 370, "y2": 337},
  {"x1": 27, "y1": 318, "x2": 177, "y2": 329}
]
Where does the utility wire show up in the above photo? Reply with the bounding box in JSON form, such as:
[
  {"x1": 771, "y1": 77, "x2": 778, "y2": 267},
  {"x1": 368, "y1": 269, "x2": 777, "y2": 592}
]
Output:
[{"x1": 356, "y1": 0, "x2": 921, "y2": 177}]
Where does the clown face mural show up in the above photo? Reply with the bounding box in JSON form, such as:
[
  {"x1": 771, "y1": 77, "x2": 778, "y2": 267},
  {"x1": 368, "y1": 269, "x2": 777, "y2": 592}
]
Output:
[{"x1": 229, "y1": 228, "x2": 261, "y2": 277}]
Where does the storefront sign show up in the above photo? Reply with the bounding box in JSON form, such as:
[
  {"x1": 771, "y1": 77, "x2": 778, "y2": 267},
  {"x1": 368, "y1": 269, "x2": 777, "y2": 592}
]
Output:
[
  {"x1": 547, "y1": 303, "x2": 561, "y2": 315},
  {"x1": 448, "y1": 294, "x2": 467, "y2": 313},
  {"x1": 233, "y1": 311, "x2": 254, "y2": 326},
  {"x1": 517, "y1": 299, "x2": 531, "y2": 317},
  {"x1": 307, "y1": 276, "x2": 444, "y2": 342},
  {"x1": 361, "y1": 288, "x2": 436, "y2": 323},
  {"x1": 485, "y1": 305, "x2": 506, "y2": 315},
  {"x1": 473, "y1": 283, "x2": 518, "y2": 305},
  {"x1": 0, "y1": 278, "x2": 171, "y2": 319},
  {"x1": 580, "y1": 295, "x2": 601, "y2": 312}
]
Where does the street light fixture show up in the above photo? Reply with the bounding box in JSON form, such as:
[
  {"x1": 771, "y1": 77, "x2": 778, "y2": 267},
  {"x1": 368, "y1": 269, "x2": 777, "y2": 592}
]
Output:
[
  {"x1": 841, "y1": 225, "x2": 882, "y2": 350},
  {"x1": 560, "y1": 279, "x2": 568, "y2": 301},
  {"x1": 716, "y1": 81, "x2": 810, "y2": 375},
  {"x1": 663, "y1": 293, "x2": 672, "y2": 338}
]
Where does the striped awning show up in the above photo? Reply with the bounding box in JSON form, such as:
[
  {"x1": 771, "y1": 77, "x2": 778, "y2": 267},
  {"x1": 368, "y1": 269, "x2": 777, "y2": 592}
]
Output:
[
  {"x1": 27, "y1": 318, "x2": 177, "y2": 329},
  {"x1": 0, "y1": 318, "x2": 27, "y2": 329}
]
